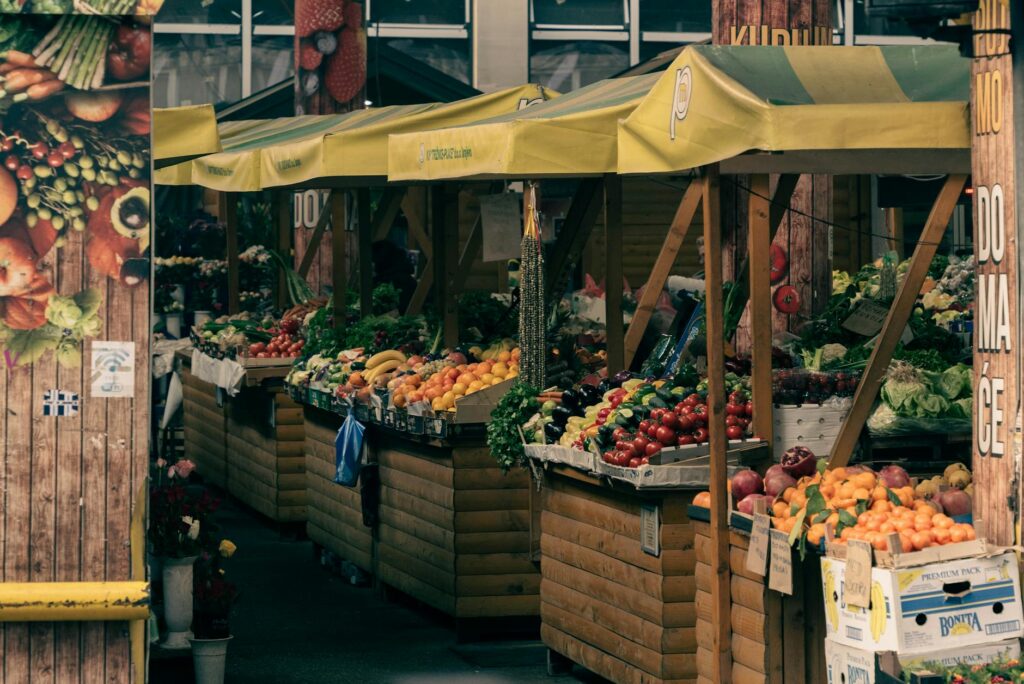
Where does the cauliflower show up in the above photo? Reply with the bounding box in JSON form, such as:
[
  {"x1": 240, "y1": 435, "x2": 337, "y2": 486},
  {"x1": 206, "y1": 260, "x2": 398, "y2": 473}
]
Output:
[
  {"x1": 832, "y1": 270, "x2": 853, "y2": 295},
  {"x1": 821, "y1": 343, "x2": 847, "y2": 365},
  {"x1": 922, "y1": 289, "x2": 955, "y2": 311}
]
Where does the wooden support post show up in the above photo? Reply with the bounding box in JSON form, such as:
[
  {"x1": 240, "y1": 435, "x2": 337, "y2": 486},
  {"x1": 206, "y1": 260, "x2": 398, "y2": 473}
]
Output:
[
  {"x1": 370, "y1": 187, "x2": 408, "y2": 242},
  {"x1": 702, "y1": 164, "x2": 732, "y2": 684},
  {"x1": 748, "y1": 174, "x2": 774, "y2": 451},
  {"x1": 886, "y1": 207, "x2": 905, "y2": 257},
  {"x1": 221, "y1": 192, "x2": 240, "y2": 315},
  {"x1": 544, "y1": 178, "x2": 603, "y2": 311},
  {"x1": 432, "y1": 185, "x2": 460, "y2": 348},
  {"x1": 604, "y1": 175, "x2": 625, "y2": 376},
  {"x1": 298, "y1": 190, "x2": 333, "y2": 279},
  {"x1": 453, "y1": 210, "x2": 483, "y2": 295},
  {"x1": 405, "y1": 187, "x2": 434, "y2": 315},
  {"x1": 623, "y1": 180, "x2": 702, "y2": 368},
  {"x1": 828, "y1": 174, "x2": 967, "y2": 468},
  {"x1": 358, "y1": 188, "x2": 373, "y2": 315},
  {"x1": 331, "y1": 191, "x2": 348, "y2": 331},
  {"x1": 276, "y1": 192, "x2": 292, "y2": 307}
]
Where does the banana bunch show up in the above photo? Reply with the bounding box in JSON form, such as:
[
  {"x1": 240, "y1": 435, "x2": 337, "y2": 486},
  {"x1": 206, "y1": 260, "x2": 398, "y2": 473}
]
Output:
[
  {"x1": 477, "y1": 339, "x2": 517, "y2": 361},
  {"x1": 869, "y1": 582, "x2": 887, "y2": 643},
  {"x1": 823, "y1": 564, "x2": 840, "y2": 632},
  {"x1": 363, "y1": 350, "x2": 406, "y2": 382}
]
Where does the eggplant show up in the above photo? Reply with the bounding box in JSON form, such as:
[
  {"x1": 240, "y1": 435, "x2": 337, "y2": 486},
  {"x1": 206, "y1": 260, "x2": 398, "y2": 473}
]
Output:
[
  {"x1": 544, "y1": 423, "x2": 565, "y2": 442},
  {"x1": 550, "y1": 405, "x2": 572, "y2": 427},
  {"x1": 578, "y1": 384, "x2": 602, "y2": 406},
  {"x1": 560, "y1": 388, "x2": 580, "y2": 411},
  {"x1": 610, "y1": 370, "x2": 633, "y2": 388},
  {"x1": 597, "y1": 378, "x2": 611, "y2": 393}
]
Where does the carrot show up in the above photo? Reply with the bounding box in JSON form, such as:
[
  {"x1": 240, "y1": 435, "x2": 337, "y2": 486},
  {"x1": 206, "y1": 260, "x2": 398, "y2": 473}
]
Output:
[
  {"x1": 4, "y1": 68, "x2": 51, "y2": 92},
  {"x1": 0, "y1": 63, "x2": 16, "y2": 75},
  {"x1": 2, "y1": 51, "x2": 38, "y2": 68},
  {"x1": 26, "y1": 79, "x2": 64, "y2": 101}
]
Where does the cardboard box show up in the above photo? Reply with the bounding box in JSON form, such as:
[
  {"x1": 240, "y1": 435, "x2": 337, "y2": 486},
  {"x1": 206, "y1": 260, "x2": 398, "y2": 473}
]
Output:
[
  {"x1": 825, "y1": 636, "x2": 1021, "y2": 684},
  {"x1": 821, "y1": 551, "x2": 1024, "y2": 653}
]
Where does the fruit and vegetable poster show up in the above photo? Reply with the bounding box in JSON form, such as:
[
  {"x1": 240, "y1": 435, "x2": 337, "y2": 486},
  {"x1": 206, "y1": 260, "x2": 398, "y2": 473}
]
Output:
[{"x1": 0, "y1": 2, "x2": 156, "y2": 679}]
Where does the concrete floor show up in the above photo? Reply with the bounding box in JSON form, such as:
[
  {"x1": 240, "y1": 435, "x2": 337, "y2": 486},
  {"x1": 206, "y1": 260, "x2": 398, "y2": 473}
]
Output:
[{"x1": 151, "y1": 498, "x2": 606, "y2": 684}]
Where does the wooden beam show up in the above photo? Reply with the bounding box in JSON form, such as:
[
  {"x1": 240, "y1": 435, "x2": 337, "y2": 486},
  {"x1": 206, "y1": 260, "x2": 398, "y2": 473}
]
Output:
[
  {"x1": 747, "y1": 174, "x2": 774, "y2": 451},
  {"x1": 622, "y1": 181, "x2": 702, "y2": 368},
  {"x1": 406, "y1": 260, "x2": 433, "y2": 315},
  {"x1": 886, "y1": 207, "x2": 905, "y2": 257},
  {"x1": 298, "y1": 190, "x2": 333, "y2": 279},
  {"x1": 604, "y1": 175, "x2": 624, "y2": 376},
  {"x1": 544, "y1": 178, "x2": 602, "y2": 311},
  {"x1": 430, "y1": 185, "x2": 460, "y2": 348},
  {"x1": 403, "y1": 186, "x2": 432, "y2": 260},
  {"x1": 331, "y1": 192, "x2": 348, "y2": 331},
  {"x1": 453, "y1": 210, "x2": 483, "y2": 295},
  {"x1": 276, "y1": 192, "x2": 292, "y2": 307},
  {"x1": 828, "y1": 174, "x2": 967, "y2": 468},
  {"x1": 221, "y1": 192, "x2": 240, "y2": 315},
  {"x1": 357, "y1": 188, "x2": 373, "y2": 315},
  {"x1": 702, "y1": 164, "x2": 732, "y2": 684},
  {"x1": 371, "y1": 187, "x2": 407, "y2": 242}
]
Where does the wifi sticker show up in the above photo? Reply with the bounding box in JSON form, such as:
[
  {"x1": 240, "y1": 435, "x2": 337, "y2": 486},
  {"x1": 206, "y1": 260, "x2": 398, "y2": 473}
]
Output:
[{"x1": 90, "y1": 341, "x2": 136, "y2": 399}]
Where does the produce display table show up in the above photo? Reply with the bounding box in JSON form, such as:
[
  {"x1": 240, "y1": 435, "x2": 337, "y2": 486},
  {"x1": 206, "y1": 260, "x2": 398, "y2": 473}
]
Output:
[
  {"x1": 692, "y1": 517, "x2": 826, "y2": 684},
  {"x1": 226, "y1": 381, "x2": 306, "y2": 522},
  {"x1": 180, "y1": 354, "x2": 229, "y2": 488},
  {"x1": 540, "y1": 465, "x2": 699, "y2": 684},
  {"x1": 375, "y1": 430, "x2": 539, "y2": 626},
  {"x1": 304, "y1": 405, "x2": 375, "y2": 573}
]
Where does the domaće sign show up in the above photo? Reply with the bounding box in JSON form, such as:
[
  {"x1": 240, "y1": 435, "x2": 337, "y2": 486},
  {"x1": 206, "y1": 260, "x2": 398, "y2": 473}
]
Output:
[
  {"x1": 971, "y1": 0, "x2": 1019, "y2": 547},
  {"x1": 0, "y1": 1, "x2": 157, "y2": 679}
]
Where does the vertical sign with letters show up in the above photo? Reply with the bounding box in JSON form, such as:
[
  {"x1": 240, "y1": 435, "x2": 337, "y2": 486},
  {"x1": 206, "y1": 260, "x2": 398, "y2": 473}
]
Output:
[{"x1": 971, "y1": 0, "x2": 1019, "y2": 546}]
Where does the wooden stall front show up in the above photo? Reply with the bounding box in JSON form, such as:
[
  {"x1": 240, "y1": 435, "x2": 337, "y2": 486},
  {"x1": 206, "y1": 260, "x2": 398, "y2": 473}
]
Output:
[
  {"x1": 180, "y1": 353, "x2": 229, "y2": 488},
  {"x1": 303, "y1": 405, "x2": 375, "y2": 573},
  {"x1": 693, "y1": 518, "x2": 826, "y2": 684},
  {"x1": 375, "y1": 430, "x2": 539, "y2": 626},
  {"x1": 540, "y1": 466, "x2": 698, "y2": 684}
]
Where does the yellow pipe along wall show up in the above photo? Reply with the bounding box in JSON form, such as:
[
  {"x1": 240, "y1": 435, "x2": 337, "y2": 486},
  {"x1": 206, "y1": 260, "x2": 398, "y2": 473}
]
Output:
[{"x1": 0, "y1": 582, "x2": 150, "y2": 622}]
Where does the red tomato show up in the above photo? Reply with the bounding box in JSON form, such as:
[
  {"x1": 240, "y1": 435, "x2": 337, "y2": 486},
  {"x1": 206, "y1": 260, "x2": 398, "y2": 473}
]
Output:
[
  {"x1": 677, "y1": 434, "x2": 696, "y2": 446},
  {"x1": 693, "y1": 427, "x2": 709, "y2": 443},
  {"x1": 676, "y1": 415, "x2": 694, "y2": 432},
  {"x1": 628, "y1": 457, "x2": 643, "y2": 469},
  {"x1": 655, "y1": 425, "x2": 676, "y2": 446},
  {"x1": 726, "y1": 425, "x2": 744, "y2": 440},
  {"x1": 661, "y1": 412, "x2": 679, "y2": 429},
  {"x1": 644, "y1": 442, "x2": 662, "y2": 457}
]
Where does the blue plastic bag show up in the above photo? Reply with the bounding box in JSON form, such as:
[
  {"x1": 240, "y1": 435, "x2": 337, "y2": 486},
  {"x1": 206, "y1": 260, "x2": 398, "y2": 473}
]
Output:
[{"x1": 335, "y1": 414, "x2": 366, "y2": 486}]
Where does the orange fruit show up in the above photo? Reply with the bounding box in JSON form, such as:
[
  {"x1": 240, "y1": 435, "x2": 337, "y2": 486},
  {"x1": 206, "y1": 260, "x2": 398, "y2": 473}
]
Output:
[
  {"x1": 879, "y1": 521, "x2": 895, "y2": 534},
  {"x1": 871, "y1": 486, "x2": 889, "y2": 502},
  {"x1": 932, "y1": 528, "x2": 951, "y2": 545},
  {"x1": 964, "y1": 525, "x2": 977, "y2": 541},
  {"x1": 910, "y1": 532, "x2": 931, "y2": 550},
  {"x1": 913, "y1": 515, "x2": 933, "y2": 531},
  {"x1": 791, "y1": 492, "x2": 807, "y2": 509},
  {"x1": 772, "y1": 501, "x2": 789, "y2": 518},
  {"x1": 949, "y1": 526, "x2": 966, "y2": 543},
  {"x1": 693, "y1": 491, "x2": 711, "y2": 507},
  {"x1": 870, "y1": 534, "x2": 888, "y2": 551},
  {"x1": 871, "y1": 500, "x2": 891, "y2": 513},
  {"x1": 853, "y1": 472, "x2": 877, "y2": 490},
  {"x1": 827, "y1": 512, "x2": 840, "y2": 528},
  {"x1": 853, "y1": 487, "x2": 871, "y2": 501},
  {"x1": 783, "y1": 487, "x2": 796, "y2": 504},
  {"x1": 807, "y1": 523, "x2": 826, "y2": 546},
  {"x1": 830, "y1": 467, "x2": 847, "y2": 480},
  {"x1": 820, "y1": 484, "x2": 836, "y2": 499},
  {"x1": 898, "y1": 532, "x2": 915, "y2": 553},
  {"x1": 933, "y1": 515, "x2": 954, "y2": 529}
]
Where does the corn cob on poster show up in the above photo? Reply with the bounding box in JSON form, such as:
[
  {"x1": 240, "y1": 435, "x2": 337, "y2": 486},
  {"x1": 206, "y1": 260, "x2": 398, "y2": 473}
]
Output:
[
  {"x1": 0, "y1": 7, "x2": 154, "y2": 367},
  {"x1": 294, "y1": 0, "x2": 367, "y2": 115}
]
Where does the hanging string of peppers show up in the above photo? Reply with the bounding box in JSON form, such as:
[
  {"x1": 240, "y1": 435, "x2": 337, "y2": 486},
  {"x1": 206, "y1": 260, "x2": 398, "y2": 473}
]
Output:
[{"x1": 518, "y1": 184, "x2": 545, "y2": 389}]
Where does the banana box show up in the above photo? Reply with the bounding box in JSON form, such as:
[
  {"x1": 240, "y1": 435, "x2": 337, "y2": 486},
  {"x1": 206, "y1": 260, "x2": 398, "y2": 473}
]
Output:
[
  {"x1": 820, "y1": 552, "x2": 1023, "y2": 652},
  {"x1": 824, "y1": 636, "x2": 1021, "y2": 684}
]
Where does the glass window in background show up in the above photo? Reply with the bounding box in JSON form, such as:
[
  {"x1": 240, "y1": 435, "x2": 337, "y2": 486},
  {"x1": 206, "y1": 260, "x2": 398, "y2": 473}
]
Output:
[
  {"x1": 853, "y1": 0, "x2": 916, "y2": 37},
  {"x1": 371, "y1": 0, "x2": 467, "y2": 24},
  {"x1": 155, "y1": 0, "x2": 242, "y2": 23},
  {"x1": 639, "y1": 0, "x2": 711, "y2": 33},
  {"x1": 252, "y1": 0, "x2": 295, "y2": 25},
  {"x1": 532, "y1": 0, "x2": 626, "y2": 26},
  {"x1": 385, "y1": 38, "x2": 471, "y2": 83},
  {"x1": 638, "y1": 41, "x2": 685, "y2": 63},
  {"x1": 530, "y1": 40, "x2": 628, "y2": 91},
  {"x1": 153, "y1": 33, "x2": 243, "y2": 107},
  {"x1": 252, "y1": 36, "x2": 296, "y2": 93}
]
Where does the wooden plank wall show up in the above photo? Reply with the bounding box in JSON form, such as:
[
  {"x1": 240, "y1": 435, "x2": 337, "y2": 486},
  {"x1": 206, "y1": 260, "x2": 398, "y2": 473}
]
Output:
[
  {"x1": 831, "y1": 176, "x2": 873, "y2": 275},
  {"x1": 304, "y1": 407, "x2": 375, "y2": 572},
  {"x1": 540, "y1": 473, "x2": 698, "y2": 683},
  {"x1": 374, "y1": 436, "x2": 539, "y2": 619},
  {"x1": 0, "y1": 210, "x2": 149, "y2": 680},
  {"x1": 181, "y1": 366, "x2": 229, "y2": 489},
  {"x1": 226, "y1": 387, "x2": 306, "y2": 522},
  {"x1": 693, "y1": 521, "x2": 826, "y2": 684}
]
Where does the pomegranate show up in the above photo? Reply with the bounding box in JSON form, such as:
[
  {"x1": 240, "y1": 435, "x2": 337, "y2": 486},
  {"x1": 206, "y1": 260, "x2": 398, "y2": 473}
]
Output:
[
  {"x1": 765, "y1": 472, "x2": 797, "y2": 498},
  {"x1": 730, "y1": 469, "x2": 764, "y2": 502},
  {"x1": 937, "y1": 489, "x2": 972, "y2": 517},
  {"x1": 780, "y1": 446, "x2": 817, "y2": 478},
  {"x1": 879, "y1": 464, "x2": 910, "y2": 489},
  {"x1": 737, "y1": 493, "x2": 774, "y2": 515}
]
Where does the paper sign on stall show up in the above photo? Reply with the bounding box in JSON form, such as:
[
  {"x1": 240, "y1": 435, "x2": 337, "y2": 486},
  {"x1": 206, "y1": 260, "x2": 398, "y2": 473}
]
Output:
[
  {"x1": 745, "y1": 513, "x2": 771, "y2": 576},
  {"x1": 842, "y1": 300, "x2": 890, "y2": 336},
  {"x1": 479, "y1": 193, "x2": 522, "y2": 262},
  {"x1": 768, "y1": 529, "x2": 793, "y2": 595},
  {"x1": 640, "y1": 504, "x2": 660, "y2": 557},
  {"x1": 844, "y1": 540, "x2": 873, "y2": 608},
  {"x1": 90, "y1": 341, "x2": 135, "y2": 398}
]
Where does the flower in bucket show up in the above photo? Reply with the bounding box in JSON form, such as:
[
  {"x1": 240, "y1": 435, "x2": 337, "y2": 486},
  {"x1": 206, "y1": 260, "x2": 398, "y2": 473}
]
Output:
[
  {"x1": 182, "y1": 516, "x2": 201, "y2": 541},
  {"x1": 170, "y1": 458, "x2": 196, "y2": 479},
  {"x1": 218, "y1": 539, "x2": 237, "y2": 558}
]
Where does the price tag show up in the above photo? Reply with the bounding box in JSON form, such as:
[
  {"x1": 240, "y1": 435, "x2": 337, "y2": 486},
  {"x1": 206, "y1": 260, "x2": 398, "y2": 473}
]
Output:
[
  {"x1": 842, "y1": 300, "x2": 890, "y2": 336},
  {"x1": 408, "y1": 415, "x2": 424, "y2": 435},
  {"x1": 640, "y1": 504, "x2": 660, "y2": 557},
  {"x1": 768, "y1": 529, "x2": 793, "y2": 595},
  {"x1": 844, "y1": 540, "x2": 873, "y2": 609},
  {"x1": 395, "y1": 412, "x2": 409, "y2": 432},
  {"x1": 745, "y1": 514, "x2": 771, "y2": 577},
  {"x1": 384, "y1": 409, "x2": 396, "y2": 428}
]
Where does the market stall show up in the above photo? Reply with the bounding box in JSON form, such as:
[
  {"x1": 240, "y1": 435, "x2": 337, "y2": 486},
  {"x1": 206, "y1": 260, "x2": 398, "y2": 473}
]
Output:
[
  {"x1": 614, "y1": 44, "x2": 975, "y2": 684},
  {"x1": 153, "y1": 104, "x2": 221, "y2": 169}
]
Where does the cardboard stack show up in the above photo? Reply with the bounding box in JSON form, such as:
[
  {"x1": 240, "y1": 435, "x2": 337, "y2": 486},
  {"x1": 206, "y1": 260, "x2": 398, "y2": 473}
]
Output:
[{"x1": 821, "y1": 539, "x2": 1023, "y2": 683}]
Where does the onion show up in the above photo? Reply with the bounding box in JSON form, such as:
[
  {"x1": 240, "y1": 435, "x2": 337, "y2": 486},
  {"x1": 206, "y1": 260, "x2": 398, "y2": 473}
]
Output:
[
  {"x1": 879, "y1": 465, "x2": 910, "y2": 489},
  {"x1": 937, "y1": 489, "x2": 972, "y2": 517},
  {"x1": 765, "y1": 472, "x2": 797, "y2": 498},
  {"x1": 737, "y1": 493, "x2": 774, "y2": 515},
  {"x1": 780, "y1": 446, "x2": 817, "y2": 478},
  {"x1": 730, "y1": 469, "x2": 764, "y2": 501}
]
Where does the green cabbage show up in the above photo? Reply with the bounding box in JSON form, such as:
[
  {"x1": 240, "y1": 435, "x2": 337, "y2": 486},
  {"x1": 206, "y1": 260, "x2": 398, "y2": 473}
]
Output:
[
  {"x1": 937, "y1": 365, "x2": 972, "y2": 400},
  {"x1": 881, "y1": 379, "x2": 928, "y2": 414},
  {"x1": 867, "y1": 403, "x2": 898, "y2": 432}
]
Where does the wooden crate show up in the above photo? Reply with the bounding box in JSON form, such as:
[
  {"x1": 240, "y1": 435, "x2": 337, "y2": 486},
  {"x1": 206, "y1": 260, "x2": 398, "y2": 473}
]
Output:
[
  {"x1": 304, "y1": 406, "x2": 376, "y2": 573},
  {"x1": 181, "y1": 365, "x2": 229, "y2": 488},
  {"x1": 692, "y1": 520, "x2": 826, "y2": 684},
  {"x1": 375, "y1": 432, "x2": 540, "y2": 621},
  {"x1": 540, "y1": 467, "x2": 699, "y2": 684},
  {"x1": 225, "y1": 385, "x2": 307, "y2": 522}
]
